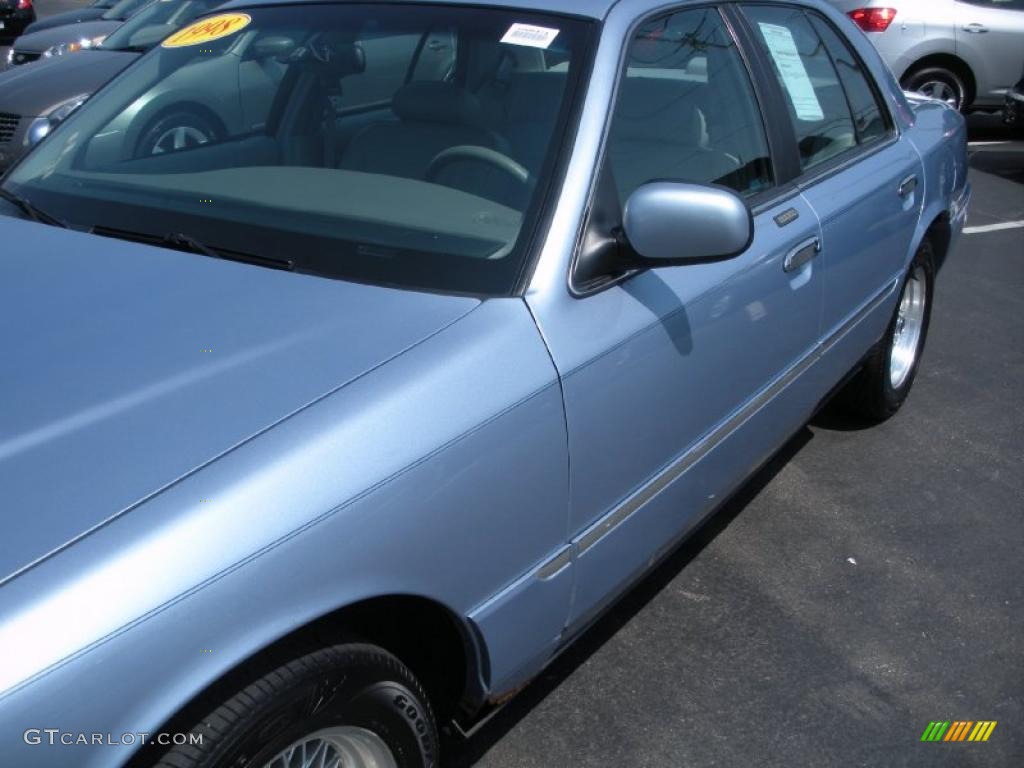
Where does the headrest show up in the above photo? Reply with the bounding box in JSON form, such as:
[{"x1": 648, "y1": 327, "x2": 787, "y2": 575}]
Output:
[
  {"x1": 322, "y1": 41, "x2": 365, "y2": 75},
  {"x1": 503, "y1": 72, "x2": 568, "y2": 123},
  {"x1": 393, "y1": 82, "x2": 485, "y2": 127},
  {"x1": 613, "y1": 76, "x2": 706, "y2": 146},
  {"x1": 304, "y1": 33, "x2": 365, "y2": 75},
  {"x1": 335, "y1": 43, "x2": 365, "y2": 75}
]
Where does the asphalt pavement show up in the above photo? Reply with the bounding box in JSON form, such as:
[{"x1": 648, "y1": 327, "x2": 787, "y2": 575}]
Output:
[{"x1": 4, "y1": 2, "x2": 1023, "y2": 766}]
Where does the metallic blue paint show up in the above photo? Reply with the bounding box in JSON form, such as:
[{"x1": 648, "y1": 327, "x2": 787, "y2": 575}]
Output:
[{"x1": 0, "y1": 1, "x2": 968, "y2": 765}]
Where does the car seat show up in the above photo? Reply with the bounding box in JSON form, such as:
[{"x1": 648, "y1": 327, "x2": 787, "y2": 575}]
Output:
[
  {"x1": 338, "y1": 81, "x2": 503, "y2": 184},
  {"x1": 607, "y1": 76, "x2": 740, "y2": 200}
]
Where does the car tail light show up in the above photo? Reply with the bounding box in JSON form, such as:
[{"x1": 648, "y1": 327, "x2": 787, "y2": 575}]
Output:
[
  {"x1": 848, "y1": 8, "x2": 898, "y2": 33},
  {"x1": 16, "y1": 0, "x2": 33, "y2": 9}
]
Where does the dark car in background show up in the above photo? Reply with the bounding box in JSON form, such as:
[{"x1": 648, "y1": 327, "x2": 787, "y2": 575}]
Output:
[
  {"x1": 0, "y1": 0, "x2": 35, "y2": 43},
  {"x1": 21, "y1": 0, "x2": 115, "y2": 35},
  {"x1": 4, "y1": 0, "x2": 151, "y2": 67},
  {"x1": 0, "y1": 0, "x2": 225, "y2": 172},
  {"x1": 1006, "y1": 62, "x2": 1024, "y2": 133}
]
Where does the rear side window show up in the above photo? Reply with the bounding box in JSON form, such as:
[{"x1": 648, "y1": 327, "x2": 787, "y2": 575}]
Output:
[
  {"x1": 606, "y1": 7, "x2": 773, "y2": 201},
  {"x1": 807, "y1": 14, "x2": 888, "y2": 145},
  {"x1": 742, "y1": 5, "x2": 858, "y2": 171}
]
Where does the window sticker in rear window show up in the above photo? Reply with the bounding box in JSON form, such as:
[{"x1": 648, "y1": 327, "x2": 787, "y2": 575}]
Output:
[
  {"x1": 500, "y1": 23, "x2": 560, "y2": 49},
  {"x1": 757, "y1": 22, "x2": 825, "y2": 122}
]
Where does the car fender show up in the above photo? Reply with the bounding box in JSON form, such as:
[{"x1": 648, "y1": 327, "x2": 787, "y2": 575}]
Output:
[
  {"x1": 903, "y1": 99, "x2": 970, "y2": 271},
  {"x1": 0, "y1": 299, "x2": 571, "y2": 768}
]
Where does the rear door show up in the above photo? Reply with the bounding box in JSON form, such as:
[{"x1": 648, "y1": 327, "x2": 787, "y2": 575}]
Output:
[
  {"x1": 954, "y1": 0, "x2": 1024, "y2": 105},
  {"x1": 738, "y1": 3, "x2": 923, "y2": 383}
]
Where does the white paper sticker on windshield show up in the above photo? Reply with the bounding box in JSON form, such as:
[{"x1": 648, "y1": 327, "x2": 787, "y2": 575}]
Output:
[
  {"x1": 501, "y1": 23, "x2": 560, "y2": 49},
  {"x1": 757, "y1": 22, "x2": 825, "y2": 122}
]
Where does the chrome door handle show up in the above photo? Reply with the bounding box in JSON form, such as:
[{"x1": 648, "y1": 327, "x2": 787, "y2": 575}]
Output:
[
  {"x1": 783, "y1": 237, "x2": 820, "y2": 273},
  {"x1": 898, "y1": 175, "x2": 918, "y2": 198},
  {"x1": 962, "y1": 23, "x2": 988, "y2": 33}
]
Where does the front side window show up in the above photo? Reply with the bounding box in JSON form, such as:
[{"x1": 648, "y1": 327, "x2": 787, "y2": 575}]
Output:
[
  {"x1": 3, "y1": 4, "x2": 593, "y2": 295},
  {"x1": 606, "y1": 7, "x2": 773, "y2": 202},
  {"x1": 743, "y1": 4, "x2": 858, "y2": 172}
]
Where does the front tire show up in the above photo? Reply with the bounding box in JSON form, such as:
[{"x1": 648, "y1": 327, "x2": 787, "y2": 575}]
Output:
[
  {"x1": 154, "y1": 644, "x2": 438, "y2": 768},
  {"x1": 839, "y1": 239, "x2": 936, "y2": 422}
]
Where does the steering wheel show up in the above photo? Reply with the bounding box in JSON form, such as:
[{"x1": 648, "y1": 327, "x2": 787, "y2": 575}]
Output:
[{"x1": 425, "y1": 146, "x2": 531, "y2": 188}]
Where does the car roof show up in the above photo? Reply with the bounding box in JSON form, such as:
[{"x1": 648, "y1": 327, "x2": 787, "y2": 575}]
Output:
[
  {"x1": 218, "y1": 0, "x2": 618, "y2": 20},
  {"x1": 220, "y1": 0, "x2": 835, "y2": 22}
]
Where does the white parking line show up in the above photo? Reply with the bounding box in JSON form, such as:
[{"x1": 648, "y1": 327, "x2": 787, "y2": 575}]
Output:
[
  {"x1": 963, "y1": 221, "x2": 1024, "y2": 235},
  {"x1": 968, "y1": 141, "x2": 1012, "y2": 147}
]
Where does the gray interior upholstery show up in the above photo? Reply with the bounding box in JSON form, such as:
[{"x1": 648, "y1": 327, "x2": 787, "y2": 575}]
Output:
[
  {"x1": 338, "y1": 76, "x2": 571, "y2": 209},
  {"x1": 480, "y1": 71, "x2": 568, "y2": 173},
  {"x1": 391, "y1": 81, "x2": 485, "y2": 127},
  {"x1": 607, "y1": 76, "x2": 741, "y2": 201},
  {"x1": 338, "y1": 82, "x2": 499, "y2": 181}
]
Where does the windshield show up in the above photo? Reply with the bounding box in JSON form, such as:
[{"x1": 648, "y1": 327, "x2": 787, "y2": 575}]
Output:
[
  {"x1": 102, "y1": 0, "x2": 158, "y2": 22},
  {"x1": 5, "y1": 3, "x2": 591, "y2": 295},
  {"x1": 101, "y1": 0, "x2": 226, "y2": 52}
]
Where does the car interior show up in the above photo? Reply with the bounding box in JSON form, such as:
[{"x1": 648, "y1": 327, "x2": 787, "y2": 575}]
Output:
[
  {"x1": 78, "y1": 22, "x2": 576, "y2": 217},
  {"x1": 77, "y1": 7, "x2": 781, "y2": 210}
]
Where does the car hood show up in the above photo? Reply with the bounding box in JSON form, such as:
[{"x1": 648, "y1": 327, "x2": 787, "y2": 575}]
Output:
[
  {"x1": 22, "y1": 7, "x2": 108, "y2": 35},
  {"x1": 0, "y1": 49, "x2": 137, "y2": 116},
  {"x1": 0, "y1": 218, "x2": 480, "y2": 583},
  {"x1": 13, "y1": 19, "x2": 123, "y2": 54}
]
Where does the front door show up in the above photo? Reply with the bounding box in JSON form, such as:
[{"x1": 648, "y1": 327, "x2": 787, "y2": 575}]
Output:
[{"x1": 528, "y1": 5, "x2": 826, "y2": 630}]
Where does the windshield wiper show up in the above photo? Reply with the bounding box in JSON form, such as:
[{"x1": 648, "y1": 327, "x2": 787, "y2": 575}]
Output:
[
  {"x1": 93, "y1": 226, "x2": 295, "y2": 271},
  {"x1": 0, "y1": 188, "x2": 68, "y2": 228},
  {"x1": 164, "y1": 231, "x2": 220, "y2": 258},
  {"x1": 163, "y1": 231, "x2": 295, "y2": 270}
]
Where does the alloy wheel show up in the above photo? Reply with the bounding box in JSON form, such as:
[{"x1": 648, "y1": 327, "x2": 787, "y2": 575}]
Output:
[
  {"x1": 889, "y1": 265, "x2": 928, "y2": 390},
  {"x1": 263, "y1": 726, "x2": 399, "y2": 768}
]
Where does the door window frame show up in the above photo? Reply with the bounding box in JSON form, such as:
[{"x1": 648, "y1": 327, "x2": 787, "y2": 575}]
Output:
[
  {"x1": 568, "y1": 2, "x2": 791, "y2": 297},
  {"x1": 728, "y1": 2, "x2": 899, "y2": 192},
  {"x1": 566, "y1": 1, "x2": 904, "y2": 298}
]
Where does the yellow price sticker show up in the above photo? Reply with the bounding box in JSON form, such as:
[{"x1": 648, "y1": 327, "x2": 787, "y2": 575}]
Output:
[{"x1": 162, "y1": 13, "x2": 252, "y2": 48}]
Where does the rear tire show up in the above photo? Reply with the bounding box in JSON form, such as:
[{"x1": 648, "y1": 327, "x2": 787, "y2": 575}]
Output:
[
  {"x1": 839, "y1": 239, "x2": 936, "y2": 422},
  {"x1": 902, "y1": 66, "x2": 968, "y2": 112},
  {"x1": 153, "y1": 643, "x2": 438, "y2": 768}
]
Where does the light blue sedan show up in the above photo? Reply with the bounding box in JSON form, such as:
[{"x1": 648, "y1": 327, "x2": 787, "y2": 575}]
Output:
[{"x1": 0, "y1": 0, "x2": 969, "y2": 766}]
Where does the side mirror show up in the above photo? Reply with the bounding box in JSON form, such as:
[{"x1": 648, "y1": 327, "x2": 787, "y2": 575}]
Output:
[
  {"x1": 122, "y1": 25, "x2": 174, "y2": 51},
  {"x1": 251, "y1": 36, "x2": 296, "y2": 60},
  {"x1": 622, "y1": 182, "x2": 753, "y2": 266}
]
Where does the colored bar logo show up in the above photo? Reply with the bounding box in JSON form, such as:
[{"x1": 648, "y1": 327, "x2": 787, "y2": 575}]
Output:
[{"x1": 920, "y1": 721, "x2": 997, "y2": 742}]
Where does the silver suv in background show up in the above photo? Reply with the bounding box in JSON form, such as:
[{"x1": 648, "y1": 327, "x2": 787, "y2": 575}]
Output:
[{"x1": 828, "y1": 0, "x2": 1024, "y2": 111}]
